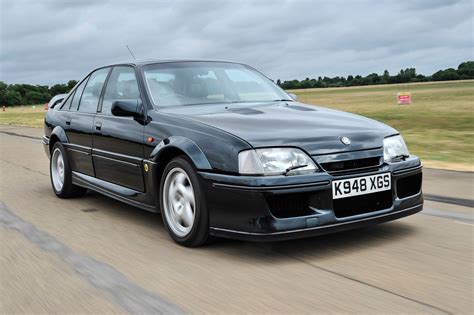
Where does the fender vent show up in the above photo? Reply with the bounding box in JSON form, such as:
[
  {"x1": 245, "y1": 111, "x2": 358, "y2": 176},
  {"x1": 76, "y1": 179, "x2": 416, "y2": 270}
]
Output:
[
  {"x1": 266, "y1": 193, "x2": 316, "y2": 218},
  {"x1": 397, "y1": 173, "x2": 422, "y2": 199}
]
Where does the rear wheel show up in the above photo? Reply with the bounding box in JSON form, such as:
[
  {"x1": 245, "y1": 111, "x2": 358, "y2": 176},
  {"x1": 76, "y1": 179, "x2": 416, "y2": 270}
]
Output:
[
  {"x1": 160, "y1": 156, "x2": 211, "y2": 247},
  {"x1": 50, "y1": 142, "x2": 86, "y2": 198}
]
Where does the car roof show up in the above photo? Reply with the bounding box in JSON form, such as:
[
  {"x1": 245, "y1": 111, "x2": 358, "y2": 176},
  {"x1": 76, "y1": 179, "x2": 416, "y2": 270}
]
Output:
[{"x1": 100, "y1": 59, "x2": 244, "y2": 68}]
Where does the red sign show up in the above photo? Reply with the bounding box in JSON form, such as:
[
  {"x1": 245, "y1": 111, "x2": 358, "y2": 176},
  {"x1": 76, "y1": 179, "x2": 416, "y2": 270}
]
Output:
[{"x1": 397, "y1": 92, "x2": 411, "y2": 105}]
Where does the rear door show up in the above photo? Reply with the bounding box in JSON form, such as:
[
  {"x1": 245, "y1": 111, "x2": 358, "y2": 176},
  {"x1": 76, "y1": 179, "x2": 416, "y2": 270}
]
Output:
[
  {"x1": 64, "y1": 67, "x2": 110, "y2": 177},
  {"x1": 92, "y1": 66, "x2": 146, "y2": 191}
]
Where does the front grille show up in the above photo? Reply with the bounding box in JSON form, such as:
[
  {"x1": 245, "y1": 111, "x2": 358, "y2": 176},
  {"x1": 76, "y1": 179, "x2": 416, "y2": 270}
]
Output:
[
  {"x1": 333, "y1": 190, "x2": 393, "y2": 218},
  {"x1": 320, "y1": 157, "x2": 382, "y2": 174},
  {"x1": 397, "y1": 173, "x2": 422, "y2": 199}
]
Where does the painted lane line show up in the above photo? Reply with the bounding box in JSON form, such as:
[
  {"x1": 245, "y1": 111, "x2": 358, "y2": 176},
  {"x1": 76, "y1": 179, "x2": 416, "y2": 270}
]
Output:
[
  {"x1": 0, "y1": 202, "x2": 184, "y2": 314},
  {"x1": 422, "y1": 208, "x2": 473, "y2": 224},
  {"x1": 0, "y1": 130, "x2": 41, "y2": 141},
  {"x1": 424, "y1": 194, "x2": 473, "y2": 208}
]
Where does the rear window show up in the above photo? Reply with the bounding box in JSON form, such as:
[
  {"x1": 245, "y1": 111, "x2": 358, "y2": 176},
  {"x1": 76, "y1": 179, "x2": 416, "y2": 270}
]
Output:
[{"x1": 70, "y1": 79, "x2": 88, "y2": 111}]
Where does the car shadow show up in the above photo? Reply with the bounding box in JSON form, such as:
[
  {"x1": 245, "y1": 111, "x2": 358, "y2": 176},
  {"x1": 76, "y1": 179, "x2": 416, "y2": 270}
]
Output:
[
  {"x1": 75, "y1": 190, "x2": 418, "y2": 263},
  {"x1": 79, "y1": 190, "x2": 164, "y2": 229},
  {"x1": 207, "y1": 221, "x2": 417, "y2": 263}
]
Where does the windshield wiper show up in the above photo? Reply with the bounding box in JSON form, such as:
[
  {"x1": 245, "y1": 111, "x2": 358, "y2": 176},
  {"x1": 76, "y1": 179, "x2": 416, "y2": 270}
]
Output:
[
  {"x1": 273, "y1": 99, "x2": 294, "y2": 102},
  {"x1": 391, "y1": 154, "x2": 409, "y2": 161},
  {"x1": 284, "y1": 164, "x2": 308, "y2": 176}
]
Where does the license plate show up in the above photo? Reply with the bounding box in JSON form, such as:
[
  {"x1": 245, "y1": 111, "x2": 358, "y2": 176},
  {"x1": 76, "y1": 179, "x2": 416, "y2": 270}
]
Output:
[{"x1": 332, "y1": 173, "x2": 391, "y2": 199}]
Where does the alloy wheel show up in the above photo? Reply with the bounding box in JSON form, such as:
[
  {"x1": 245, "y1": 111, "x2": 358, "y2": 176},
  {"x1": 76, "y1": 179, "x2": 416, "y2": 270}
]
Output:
[
  {"x1": 163, "y1": 167, "x2": 196, "y2": 237},
  {"x1": 51, "y1": 148, "x2": 65, "y2": 192}
]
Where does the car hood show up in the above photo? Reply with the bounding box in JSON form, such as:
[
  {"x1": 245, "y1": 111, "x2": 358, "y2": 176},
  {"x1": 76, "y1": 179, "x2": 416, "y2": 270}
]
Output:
[{"x1": 161, "y1": 102, "x2": 397, "y2": 156}]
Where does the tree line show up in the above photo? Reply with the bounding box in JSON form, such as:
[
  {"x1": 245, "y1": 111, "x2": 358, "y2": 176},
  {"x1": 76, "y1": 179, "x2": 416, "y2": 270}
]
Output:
[
  {"x1": 0, "y1": 80, "x2": 78, "y2": 106},
  {"x1": 0, "y1": 61, "x2": 472, "y2": 106},
  {"x1": 276, "y1": 61, "x2": 474, "y2": 89}
]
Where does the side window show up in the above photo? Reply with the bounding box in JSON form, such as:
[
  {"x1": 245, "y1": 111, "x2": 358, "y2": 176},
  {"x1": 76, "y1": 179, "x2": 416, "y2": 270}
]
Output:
[
  {"x1": 53, "y1": 98, "x2": 63, "y2": 107},
  {"x1": 70, "y1": 79, "x2": 88, "y2": 111},
  {"x1": 60, "y1": 92, "x2": 74, "y2": 110},
  {"x1": 79, "y1": 68, "x2": 110, "y2": 113},
  {"x1": 101, "y1": 66, "x2": 140, "y2": 115}
]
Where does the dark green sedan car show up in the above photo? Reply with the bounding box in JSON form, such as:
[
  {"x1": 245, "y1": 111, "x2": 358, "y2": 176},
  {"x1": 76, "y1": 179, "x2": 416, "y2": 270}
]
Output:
[{"x1": 43, "y1": 60, "x2": 423, "y2": 246}]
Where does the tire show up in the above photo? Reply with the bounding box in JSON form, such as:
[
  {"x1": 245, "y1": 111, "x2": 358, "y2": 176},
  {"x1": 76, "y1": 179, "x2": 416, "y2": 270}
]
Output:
[
  {"x1": 50, "y1": 142, "x2": 87, "y2": 198},
  {"x1": 160, "y1": 156, "x2": 211, "y2": 247}
]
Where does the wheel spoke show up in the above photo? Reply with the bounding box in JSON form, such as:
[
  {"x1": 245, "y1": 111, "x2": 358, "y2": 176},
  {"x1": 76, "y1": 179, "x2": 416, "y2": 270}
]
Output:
[
  {"x1": 182, "y1": 203, "x2": 194, "y2": 227},
  {"x1": 175, "y1": 173, "x2": 187, "y2": 185},
  {"x1": 171, "y1": 205, "x2": 181, "y2": 222},
  {"x1": 181, "y1": 186, "x2": 195, "y2": 206},
  {"x1": 169, "y1": 181, "x2": 179, "y2": 200}
]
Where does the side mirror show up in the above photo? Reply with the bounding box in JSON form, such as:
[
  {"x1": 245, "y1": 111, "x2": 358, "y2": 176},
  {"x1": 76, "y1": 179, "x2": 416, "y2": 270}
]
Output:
[
  {"x1": 111, "y1": 100, "x2": 142, "y2": 118},
  {"x1": 289, "y1": 93, "x2": 298, "y2": 101},
  {"x1": 50, "y1": 98, "x2": 64, "y2": 109}
]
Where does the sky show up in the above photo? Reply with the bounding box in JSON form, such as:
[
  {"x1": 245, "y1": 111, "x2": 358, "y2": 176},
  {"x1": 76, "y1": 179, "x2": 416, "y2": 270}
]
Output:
[{"x1": 0, "y1": 0, "x2": 472, "y2": 85}]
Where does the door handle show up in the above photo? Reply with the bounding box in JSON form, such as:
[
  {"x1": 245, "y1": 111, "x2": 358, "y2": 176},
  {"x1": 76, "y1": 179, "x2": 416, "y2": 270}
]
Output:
[
  {"x1": 65, "y1": 118, "x2": 71, "y2": 125},
  {"x1": 95, "y1": 121, "x2": 102, "y2": 131}
]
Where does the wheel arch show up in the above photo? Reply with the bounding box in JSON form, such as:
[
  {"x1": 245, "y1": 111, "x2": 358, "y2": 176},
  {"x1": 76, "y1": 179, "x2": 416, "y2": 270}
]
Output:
[
  {"x1": 150, "y1": 136, "x2": 212, "y2": 171},
  {"x1": 49, "y1": 126, "x2": 69, "y2": 153},
  {"x1": 149, "y1": 136, "x2": 212, "y2": 213}
]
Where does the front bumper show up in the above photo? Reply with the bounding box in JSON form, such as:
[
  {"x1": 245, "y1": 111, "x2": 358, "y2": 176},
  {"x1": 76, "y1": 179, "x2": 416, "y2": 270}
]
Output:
[{"x1": 199, "y1": 156, "x2": 423, "y2": 241}]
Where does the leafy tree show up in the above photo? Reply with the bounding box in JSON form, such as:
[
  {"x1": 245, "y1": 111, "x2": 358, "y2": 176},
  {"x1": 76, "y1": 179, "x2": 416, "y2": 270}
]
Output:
[
  {"x1": 24, "y1": 91, "x2": 49, "y2": 104},
  {"x1": 432, "y1": 69, "x2": 460, "y2": 81},
  {"x1": 4, "y1": 90, "x2": 22, "y2": 106},
  {"x1": 457, "y1": 62, "x2": 474, "y2": 78},
  {"x1": 382, "y1": 70, "x2": 390, "y2": 83},
  {"x1": 0, "y1": 81, "x2": 7, "y2": 105},
  {"x1": 67, "y1": 80, "x2": 78, "y2": 89}
]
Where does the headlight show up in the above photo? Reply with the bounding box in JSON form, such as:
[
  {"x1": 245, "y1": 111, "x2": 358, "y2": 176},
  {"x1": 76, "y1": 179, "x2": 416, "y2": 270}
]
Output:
[
  {"x1": 238, "y1": 148, "x2": 318, "y2": 175},
  {"x1": 383, "y1": 135, "x2": 409, "y2": 162}
]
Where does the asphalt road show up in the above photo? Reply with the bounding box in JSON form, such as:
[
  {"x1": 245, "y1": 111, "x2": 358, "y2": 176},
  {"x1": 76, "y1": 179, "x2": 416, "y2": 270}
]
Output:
[{"x1": 1, "y1": 125, "x2": 473, "y2": 314}]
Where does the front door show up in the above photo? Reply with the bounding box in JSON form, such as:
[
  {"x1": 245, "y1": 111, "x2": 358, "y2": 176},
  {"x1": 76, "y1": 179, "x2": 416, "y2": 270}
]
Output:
[{"x1": 92, "y1": 66, "x2": 146, "y2": 192}]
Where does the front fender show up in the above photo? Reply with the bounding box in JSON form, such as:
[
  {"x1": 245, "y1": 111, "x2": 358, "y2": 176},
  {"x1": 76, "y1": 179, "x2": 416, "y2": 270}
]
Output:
[{"x1": 149, "y1": 136, "x2": 212, "y2": 170}]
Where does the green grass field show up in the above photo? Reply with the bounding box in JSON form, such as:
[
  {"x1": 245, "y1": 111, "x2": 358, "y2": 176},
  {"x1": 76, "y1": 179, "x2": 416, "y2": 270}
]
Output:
[
  {"x1": 0, "y1": 105, "x2": 46, "y2": 128},
  {"x1": 1, "y1": 80, "x2": 472, "y2": 170},
  {"x1": 290, "y1": 80, "x2": 473, "y2": 170}
]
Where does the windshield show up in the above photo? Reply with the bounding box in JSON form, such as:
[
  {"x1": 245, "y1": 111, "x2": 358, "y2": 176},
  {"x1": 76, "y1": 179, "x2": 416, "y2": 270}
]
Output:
[{"x1": 142, "y1": 62, "x2": 290, "y2": 107}]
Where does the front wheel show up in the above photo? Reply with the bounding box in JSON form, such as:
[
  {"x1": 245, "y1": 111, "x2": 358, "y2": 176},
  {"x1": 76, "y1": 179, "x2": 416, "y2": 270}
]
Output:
[{"x1": 160, "y1": 156, "x2": 211, "y2": 247}]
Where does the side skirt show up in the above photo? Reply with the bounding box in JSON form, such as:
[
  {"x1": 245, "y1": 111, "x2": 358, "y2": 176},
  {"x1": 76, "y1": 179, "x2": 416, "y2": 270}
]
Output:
[{"x1": 72, "y1": 171, "x2": 158, "y2": 213}]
